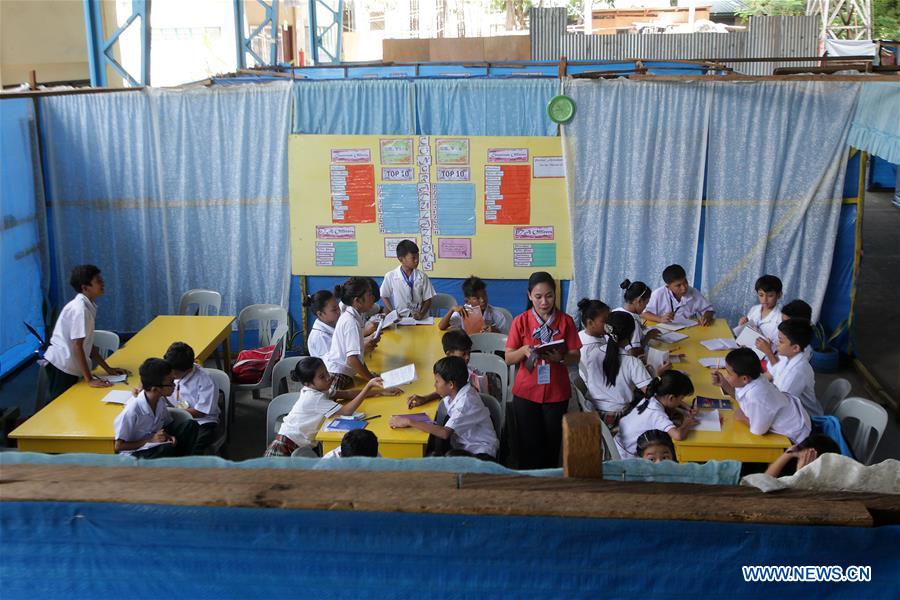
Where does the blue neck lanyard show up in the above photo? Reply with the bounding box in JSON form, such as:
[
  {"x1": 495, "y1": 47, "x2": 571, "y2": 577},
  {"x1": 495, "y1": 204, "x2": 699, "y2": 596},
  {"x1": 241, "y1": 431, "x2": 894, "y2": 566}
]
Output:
[{"x1": 401, "y1": 268, "x2": 415, "y2": 290}]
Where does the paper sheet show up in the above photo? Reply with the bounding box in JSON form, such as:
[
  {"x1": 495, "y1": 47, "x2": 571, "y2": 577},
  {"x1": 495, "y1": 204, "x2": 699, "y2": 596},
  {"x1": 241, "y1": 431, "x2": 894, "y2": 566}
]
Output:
[
  {"x1": 375, "y1": 309, "x2": 399, "y2": 337},
  {"x1": 735, "y1": 325, "x2": 767, "y2": 358},
  {"x1": 699, "y1": 357, "x2": 726, "y2": 368},
  {"x1": 380, "y1": 363, "x2": 417, "y2": 388},
  {"x1": 100, "y1": 373, "x2": 128, "y2": 384},
  {"x1": 398, "y1": 316, "x2": 435, "y2": 326},
  {"x1": 647, "y1": 347, "x2": 669, "y2": 374},
  {"x1": 701, "y1": 338, "x2": 739, "y2": 351},
  {"x1": 101, "y1": 390, "x2": 133, "y2": 404},
  {"x1": 655, "y1": 318, "x2": 697, "y2": 332},
  {"x1": 657, "y1": 332, "x2": 689, "y2": 344},
  {"x1": 694, "y1": 410, "x2": 722, "y2": 432}
]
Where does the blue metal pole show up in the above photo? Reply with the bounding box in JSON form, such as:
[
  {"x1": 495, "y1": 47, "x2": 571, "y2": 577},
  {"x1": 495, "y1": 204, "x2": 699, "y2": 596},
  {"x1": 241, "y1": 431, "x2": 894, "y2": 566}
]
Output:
[
  {"x1": 307, "y1": 0, "x2": 319, "y2": 65},
  {"x1": 137, "y1": 0, "x2": 151, "y2": 85},
  {"x1": 270, "y1": 0, "x2": 279, "y2": 65},
  {"x1": 233, "y1": 0, "x2": 246, "y2": 69},
  {"x1": 83, "y1": 0, "x2": 107, "y2": 86}
]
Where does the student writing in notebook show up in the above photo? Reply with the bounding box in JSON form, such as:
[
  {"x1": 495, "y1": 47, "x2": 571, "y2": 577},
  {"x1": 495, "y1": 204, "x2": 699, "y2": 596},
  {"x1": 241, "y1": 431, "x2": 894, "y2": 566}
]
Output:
[
  {"x1": 642, "y1": 264, "x2": 715, "y2": 326},
  {"x1": 407, "y1": 330, "x2": 498, "y2": 407},
  {"x1": 738, "y1": 275, "x2": 783, "y2": 347},
  {"x1": 380, "y1": 240, "x2": 435, "y2": 319},
  {"x1": 390, "y1": 356, "x2": 498, "y2": 460},
  {"x1": 613, "y1": 279, "x2": 660, "y2": 356},
  {"x1": 163, "y1": 342, "x2": 219, "y2": 454},
  {"x1": 265, "y1": 357, "x2": 386, "y2": 457},
  {"x1": 305, "y1": 290, "x2": 341, "y2": 358},
  {"x1": 438, "y1": 275, "x2": 509, "y2": 334},
  {"x1": 324, "y1": 278, "x2": 384, "y2": 389},
  {"x1": 614, "y1": 370, "x2": 698, "y2": 458}
]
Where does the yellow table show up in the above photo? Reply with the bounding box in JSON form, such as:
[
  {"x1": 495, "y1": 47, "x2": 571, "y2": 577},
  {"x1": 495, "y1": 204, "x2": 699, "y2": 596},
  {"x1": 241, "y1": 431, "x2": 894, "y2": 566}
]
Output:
[
  {"x1": 649, "y1": 319, "x2": 791, "y2": 463},
  {"x1": 316, "y1": 323, "x2": 446, "y2": 458},
  {"x1": 10, "y1": 315, "x2": 235, "y2": 454}
]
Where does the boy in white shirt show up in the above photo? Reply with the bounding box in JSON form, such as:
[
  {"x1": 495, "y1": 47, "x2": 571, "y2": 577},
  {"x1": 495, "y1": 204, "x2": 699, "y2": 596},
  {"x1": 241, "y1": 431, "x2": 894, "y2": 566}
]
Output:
[
  {"x1": 113, "y1": 358, "x2": 199, "y2": 458},
  {"x1": 164, "y1": 342, "x2": 220, "y2": 453},
  {"x1": 43, "y1": 264, "x2": 128, "y2": 400},
  {"x1": 755, "y1": 319, "x2": 822, "y2": 417},
  {"x1": 407, "y1": 330, "x2": 497, "y2": 405},
  {"x1": 264, "y1": 357, "x2": 384, "y2": 457},
  {"x1": 322, "y1": 429, "x2": 380, "y2": 458},
  {"x1": 712, "y1": 348, "x2": 811, "y2": 444},
  {"x1": 642, "y1": 264, "x2": 715, "y2": 326},
  {"x1": 380, "y1": 240, "x2": 435, "y2": 319},
  {"x1": 738, "y1": 275, "x2": 783, "y2": 346},
  {"x1": 390, "y1": 356, "x2": 499, "y2": 460},
  {"x1": 438, "y1": 275, "x2": 509, "y2": 334}
]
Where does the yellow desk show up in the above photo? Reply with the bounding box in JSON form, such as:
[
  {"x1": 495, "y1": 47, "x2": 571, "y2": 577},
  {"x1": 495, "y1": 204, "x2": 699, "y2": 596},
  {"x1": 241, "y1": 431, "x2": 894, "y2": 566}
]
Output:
[
  {"x1": 10, "y1": 315, "x2": 234, "y2": 454},
  {"x1": 649, "y1": 319, "x2": 791, "y2": 463},
  {"x1": 316, "y1": 323, "x2": 446, "y2": 459}
]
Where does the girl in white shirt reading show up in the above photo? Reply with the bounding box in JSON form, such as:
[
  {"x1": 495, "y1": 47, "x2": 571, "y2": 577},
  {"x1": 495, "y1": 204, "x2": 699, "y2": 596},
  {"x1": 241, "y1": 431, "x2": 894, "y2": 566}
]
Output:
[
  {"x1": 615, "y1": 370, "x2": 699, "y2": 458},
  {"x1": 613, "y1": 279, "x2": 660, "y2": 356},
  {"x1": 305, "y1": 290, "x2": 341, "y2": 358},
  {"x1": 324, "y1": 277, "x2": 380, "y2": 390}
]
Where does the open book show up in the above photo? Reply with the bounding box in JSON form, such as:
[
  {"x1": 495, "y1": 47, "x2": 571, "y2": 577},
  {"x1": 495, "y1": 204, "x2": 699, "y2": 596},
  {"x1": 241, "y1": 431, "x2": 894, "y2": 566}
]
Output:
[
  {"x1": 735, "y1": 325, "x2": 768, "y2": 359},
  {"x1": 380, "y1": 364, "x2": 416, "y2": 388}
]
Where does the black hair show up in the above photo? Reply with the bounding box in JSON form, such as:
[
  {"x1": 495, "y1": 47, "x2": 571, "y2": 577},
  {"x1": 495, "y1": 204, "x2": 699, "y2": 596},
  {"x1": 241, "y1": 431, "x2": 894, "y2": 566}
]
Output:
[
  {"x1": 139, "y1": 357, "x2": 172, "y2": 390},
  {"x1": 635, "y1": 429, "x2": 678, "y2": 462},
  {"x1": 462, "y1": 275, "x2": 486, "y2": 298},
  {"x1": 441, "y1": 329, "x2": 473, "y2": 354},
  {"x1": 782, "y1": 299, "x2": 812, "y2": 320},
  {"x1": 776, "y1": 433, "x2": 841, "y2": 476},
  {"x1": 340, "y1": 429, "x2": 379, "y2": 458},
  {"x1": 626, "y1": 370, "x2": 694, "y2": 416},
  {"x1": 620, "y1": 279, "x2": 651, "y2": 303},
  {"x1": 525, "y1": 271, "x2": 556, "y2": 310},
  {"x1": 366, "y1": 277, "x2": 380, "y2": 297},
  {"x1": 778, "y1": 318, "x2": 813, "y2": 350},
  {"x1": 662, "y1": 264, "x2": 687, "y2": 285},
  {"x1": 163, "y1": 341, "x2": 195, "y2": 372},
  {"x1": 69, "y1": 264, "x2": 101, "y2": 293},
  {"x1": 725, "y1": 348, "x2": 762, "y2": 379},
  {"x1": 396, "y1": 239, "x2": 419, "y2": 258},
  {"x1": 576, "y1": 298, "x2": 610, "y2": 327},
  {"x1": 303, "y1": 290, "x2": 335, "y2": 315},
  {"x1": 755, "y1": 274, "x2": 783, "y2": 294},
  {"x1": 433, "y1": 356, "x2": 469, "y2": 389},
  {"x1": 602, "y1": 311, "x2": 636, "y2": 387},
  {"x1": 334, "y1": 277, "x2": 370, "y2": 306},
  {"x1": 291, "y1": 356, "x2": 326, "y2": 386}
]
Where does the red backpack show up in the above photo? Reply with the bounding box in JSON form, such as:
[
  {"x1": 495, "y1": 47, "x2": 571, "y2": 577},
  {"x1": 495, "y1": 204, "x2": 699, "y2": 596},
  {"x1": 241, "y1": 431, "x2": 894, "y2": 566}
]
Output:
[{"x1": 232, "y1": 345, "x2": 276, "y2": 384}]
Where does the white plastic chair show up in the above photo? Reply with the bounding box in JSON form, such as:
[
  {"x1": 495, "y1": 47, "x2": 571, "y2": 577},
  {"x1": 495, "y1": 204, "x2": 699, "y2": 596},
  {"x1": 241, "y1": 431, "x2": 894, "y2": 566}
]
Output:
[
  {"x1": 272, "y1": 356, "x2": 303, "y2": 397},
  {"x1": 231, "y1": 331, "x2": 286, "y2": 428},
  {"x1": 469, "y1": 352, "x2": 510, "y2": 405},
  {"x1": 92, "y1": 330, "x2": 120, "y2": 359},
  {"x1": 493, "y1": 306, "x2": 514, "y2": 331},
  {"x1": 573, "y1": 387, "x2": 618, "y2": 460},
  {"x1": 266, "y1": 392, "x2": 299, "y2": 447},
  {"x1": 429, "y1": 293, "x2": 457, "y2": 316},
  {"x1": 821, "y1": 377, "x2": 852, "y2": 415},
  {"x1": 833, "y1": 397, "x2": 888, "y2": 465},
  {"x1": 178, "y1": 289, "x2": 222, "y2": 316},
  {"x1": 470, "y1": 332, "x2": 508, "y2": 355},
  {"x1": 479, "y1": 393, "x2": 504, "y2": 442},
  {"x1": 205, "y1": 368, "x2": 232, "y2": 455},
  {"x1": 236, "y1": 304, "x2": 289, "y2": 353}
]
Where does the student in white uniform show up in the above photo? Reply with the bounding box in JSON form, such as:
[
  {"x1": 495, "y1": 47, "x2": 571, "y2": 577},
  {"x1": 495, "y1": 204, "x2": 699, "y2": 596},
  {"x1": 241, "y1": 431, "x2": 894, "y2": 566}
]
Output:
[
  {"x1": 321, "y1": 429, "x2": 380, "y2": 458},
  {"x1": 780, "y1": 299, "x2": 814, "y2": 360},
  {"x1": 264, "y1": 357, "x2": 384, "y2": 457},
  {"x1": 613, "y1": 279, "x2": 660, "y2": 355},
  {"x1": 438, "y1": 275, "x2": 509, "y2": 334},
  {"x1": 380, "y1": 239, "x2": 435, "y2": 319},
  {"x1": 324, "y1": 277, "x2": 381, "y2": 389},
  {"x1": 43, "y1": 264, "x2": 128, "y2": 400},
  {"x1": 113, "y1": 358, "x2": 199, "y2": 458},
  {"x1": 304, "y1": 290, "x2": 341, "y2": 358},
  {"x1": 575, "y1": 297, "x2": 610, "y2": 390},
  {"x1": 757, "y1": 319, "x2": 822, "y2": 417},
  {"x1": 164, "y1": 342, "x2": 220, "y2": 453},
  {"x1": 738, "y1": 275, "x2": 783, "y2": 347},
  {"x1": 407, "y1": 330, "x2": 497, "y2": 405},
  {"x1": 712, "y1": 348, "x2": 811, "y2": 444},
  {"x1": 390, "y1": 356, "x2": 499, "y2": 460},
  {"x1": 578, "y1": 311, "x2": 665, "y2": 429},
  {"x1": 615, "y1": 370, "x2": 698, "y2": 458},
  {"x1": 642, "y1": 264, "x2": 715, "y2": 326}
]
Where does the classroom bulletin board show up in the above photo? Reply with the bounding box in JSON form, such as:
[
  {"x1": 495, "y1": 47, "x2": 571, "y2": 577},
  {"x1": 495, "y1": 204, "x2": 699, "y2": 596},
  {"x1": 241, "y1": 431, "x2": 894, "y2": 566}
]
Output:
[{"x1": 289, "y1": 134, "x2": 573, "y2": 279}]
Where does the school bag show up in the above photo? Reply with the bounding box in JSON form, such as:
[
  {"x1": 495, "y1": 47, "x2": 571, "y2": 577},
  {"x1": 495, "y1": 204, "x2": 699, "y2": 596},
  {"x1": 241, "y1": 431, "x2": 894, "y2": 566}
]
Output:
[{"x1": 231, "y1": 345, "x2": 276, "y2": 384}]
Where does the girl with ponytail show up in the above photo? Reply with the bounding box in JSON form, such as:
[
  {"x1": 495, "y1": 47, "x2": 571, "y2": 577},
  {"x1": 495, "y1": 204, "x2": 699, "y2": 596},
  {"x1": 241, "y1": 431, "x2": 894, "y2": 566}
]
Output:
[
  {"x1": 614, "y1": 370, "x2": 699, "y2": 458},
  {"x1": 304, "y1": 290, "x2": 340, "y2": 358},
  {"x1": 612, "y1": 278, "x2": 660, "y2": 356}
]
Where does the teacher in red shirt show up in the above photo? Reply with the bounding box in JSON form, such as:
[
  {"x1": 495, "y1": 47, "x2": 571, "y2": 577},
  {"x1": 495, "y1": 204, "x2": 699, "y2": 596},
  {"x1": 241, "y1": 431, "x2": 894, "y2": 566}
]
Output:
[{"x1": 505, "y1": 271, "x2": 582, "y2": 469}]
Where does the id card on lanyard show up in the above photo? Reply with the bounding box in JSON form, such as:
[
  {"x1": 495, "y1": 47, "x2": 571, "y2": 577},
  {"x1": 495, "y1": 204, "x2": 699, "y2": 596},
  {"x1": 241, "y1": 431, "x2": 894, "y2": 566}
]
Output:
[
  {"x1": 532, "y1": 309, "x2": 558, "y2": 385},
  {"x1": 537, "y1": 363, "x2": 551, "y2": 385}
]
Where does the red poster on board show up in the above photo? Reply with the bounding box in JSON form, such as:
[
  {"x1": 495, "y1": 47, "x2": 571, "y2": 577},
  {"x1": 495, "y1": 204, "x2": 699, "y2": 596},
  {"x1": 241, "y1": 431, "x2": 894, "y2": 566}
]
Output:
[
  {"x1": 484, "y1": 164, "x2": 530, "y2": 224},
  {"x1": 330, "y1": 164, "x2": 376, "y2": 223}
]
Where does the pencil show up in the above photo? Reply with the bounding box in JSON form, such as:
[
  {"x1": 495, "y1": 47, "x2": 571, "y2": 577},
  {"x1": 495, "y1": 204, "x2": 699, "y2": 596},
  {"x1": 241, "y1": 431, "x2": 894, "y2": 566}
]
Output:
[{"x1": 363, "y1": 414, "x2": 381, "y2": 421}]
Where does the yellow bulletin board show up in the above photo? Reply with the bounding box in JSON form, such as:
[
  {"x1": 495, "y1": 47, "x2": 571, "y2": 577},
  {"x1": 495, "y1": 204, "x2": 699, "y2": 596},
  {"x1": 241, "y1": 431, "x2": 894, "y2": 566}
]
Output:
[{"x1": 289, "y1": 134, "x2": 572, "y2": 279}]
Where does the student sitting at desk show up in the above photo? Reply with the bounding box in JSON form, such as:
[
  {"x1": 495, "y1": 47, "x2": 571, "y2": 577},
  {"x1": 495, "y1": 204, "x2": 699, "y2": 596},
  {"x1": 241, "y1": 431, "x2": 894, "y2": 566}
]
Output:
[
  {"x1": 163, "y1": 342, "x2": 220, "y2": 454},
  {"x1": 43, "y1": 264, "x2": 128, "y2": 400},
  {"x1": 265, "y1": 357, "x2": 384, "y2": 457},
  {"x1": 305, "y1": 290, "x2": 341, "y2": 358},
  {"x1": 408, "y1": 329, "x2": 495, "y2": 404},
  {"x1": 613, "y1": 279, "x2": 659, "y2": 356},
  {"x1": 322, "y1": 429, "x2": 380, "y2": 458},
  {"x1": 380, "y1": 239, "x2": 435, "y2": 319},
  {"x1": 390, "y1": 356, "x2": 499, "y2": 461},
  {"x1": 438, "y1": 275, "x2": 509, "y2": 334},
  {"x1": 325, "y1": 277, "x2": 381, "y2": 389},
  {"x1": 738, "y1": 275, "x2": 783, "y2": 346},
  {"x1": 642, "y1": 264, "x2": 715, "y2": 326},
  {"x1": 756, "y1": 319, "x2": 822, "y2": 417},
  {"x1": 113, "y1": 358, "x2": 199, "y2": 458},
  {"x1": 712, "y1": 347, "x2": 811, "y2": 444}
]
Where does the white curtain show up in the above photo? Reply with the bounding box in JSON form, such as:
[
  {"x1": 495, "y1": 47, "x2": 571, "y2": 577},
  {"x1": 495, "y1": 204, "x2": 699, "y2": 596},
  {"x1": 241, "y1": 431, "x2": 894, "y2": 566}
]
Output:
[
  {"x1": 41, "y1": 82, "x2": 293, "y2": 332},
  {"x1": 562, "y1": 79, "x2": 711, "y2": 312},
  {"x1": 702, "y1": 81, "x2": 861, "y2": 323}
]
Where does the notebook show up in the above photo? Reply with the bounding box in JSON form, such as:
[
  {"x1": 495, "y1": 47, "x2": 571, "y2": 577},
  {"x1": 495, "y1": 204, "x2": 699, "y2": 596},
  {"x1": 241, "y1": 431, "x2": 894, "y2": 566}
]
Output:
[
  {"x1": 374, "y1": 310, "x2": 400, "y2": 338},
  {"x1": 657, "y1": 331, "x2": 689, "y2": 344},
  {"x1": 462, "y1": 305, "x2": 485, "y2": 335},
  {"x1": 695, "y1": 396, "x2": 733, "y2": 410},
  {"x1": 394, "y1": 412, "x2": 432, "y2": 423},
  {"x1": 381, "y1": 364, "x2": 417, "y2": 388},
  {"x1": 647, "y1": 347, "x2": 669, "y2": 374},
  {"x1": 398, "y1": 316, "x2": 435, "y2": 326},
  {"x1": 655, "y1": 318, "x2": 698, "y2": 332},
  {"x1": 700, "y1": 338, "x2": 739, "y2": 351},
  {"x1": 324, "y1": 418, "x2": 367, "y2": 432},
  {"x1": 101, "y1": 390, "x2": 133, "y2": 405},
  {"x1": 735, "y1": 325, "x2": 768, "y2": 359},
  {"x1": 100, "y1": 373, "x2": 128, "y2": 384},
  {"x1": 699, "y1": 357, "x2": 726, "y2": 368},
  {"x1": 694, "y1": 410, "x2": 722, "y2": 432}
]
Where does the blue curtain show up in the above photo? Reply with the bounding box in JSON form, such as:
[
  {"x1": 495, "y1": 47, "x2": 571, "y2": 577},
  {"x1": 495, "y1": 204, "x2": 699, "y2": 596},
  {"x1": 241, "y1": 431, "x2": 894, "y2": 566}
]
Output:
[
  {"x1": 293, "y1": 80, "x2": 413, "y2": 134},
  {"x1": 0, "y1": 99, "x2": 48, "y2": 376},
  {"x1": 415, "y1": 79, "x2": 559, "y2": 135},
  {"x1": 561, "y1": 79, "x2": 710, "y2": 313},
  {"x1": 41, "y1": 83, "x2": 293, "y2": 332},
  {"x1": 702, "y1": 82, "x2": 860, "y2": 324},
  {"x1": 847, "y1": 82, "x2": 900, "y2": 164}
]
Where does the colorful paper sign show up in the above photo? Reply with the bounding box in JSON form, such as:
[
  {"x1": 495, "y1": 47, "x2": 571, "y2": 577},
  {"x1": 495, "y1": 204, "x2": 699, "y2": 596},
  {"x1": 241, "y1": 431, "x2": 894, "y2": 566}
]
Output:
[
  {"x1": 384, "y1": 237, "x2": 417, "y2": 258},
  {"x1": 514, "y1": 226, "x2": 554, "y2": 240},
  {"x1": 330, "y1": 164, "x2": 375, "y2": 223},
  {"x1": 435, "y1": 138, "x2": 470, "y2": 165},
  {"x1": 331, "y1": 149, "x2": 371, "y2": 163},
  {"x1": 382, "y1": 167, "x2": 414, "y2": 181},
  {"x1": 438, "y1": 238, "x2": 472, "y2": 259},
  {"x1": 513, "y1": 243, "x2": 556, "y2": 267},
  {"x1": 533, "y1": 156, "x2": 565, "y2": 178},
  {"x1": 487, "y1": 148, "x2": 529, "y2": 163},
  {"x1": 316, "y1": 225, "x2": 356, "y2": 239},
  {"x1": 379, "y1": 138, "x2": 414, "y2": 165},
  {"x1": 436, "y1": 167, "x2": 470, "y2": 182},
  {"x1": 485, "y1": 164, "x2": 531, "y2": 224},
  {"x1": 316, "y1": 241, "x2": 359, "y2": 266}
]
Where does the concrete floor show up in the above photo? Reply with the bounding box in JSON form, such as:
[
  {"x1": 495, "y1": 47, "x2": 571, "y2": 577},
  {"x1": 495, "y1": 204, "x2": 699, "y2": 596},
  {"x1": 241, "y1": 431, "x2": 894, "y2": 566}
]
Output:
[{"x1": 2, "y1": 193, "x2": 898, "y2": 463}]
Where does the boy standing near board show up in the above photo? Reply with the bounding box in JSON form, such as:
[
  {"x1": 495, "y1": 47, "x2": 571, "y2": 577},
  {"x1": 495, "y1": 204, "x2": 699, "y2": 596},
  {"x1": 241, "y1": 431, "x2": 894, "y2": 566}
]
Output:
[{"x1": 380, "y1": 240, "x2": 435, "y2": 319}]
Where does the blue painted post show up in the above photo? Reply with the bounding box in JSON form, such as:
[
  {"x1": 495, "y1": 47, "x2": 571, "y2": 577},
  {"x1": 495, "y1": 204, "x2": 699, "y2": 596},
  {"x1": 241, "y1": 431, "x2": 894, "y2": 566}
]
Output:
[
  {"x1": 83, "y1": 0, "x2": 107, "y2": 87},
  {"x1": 137, "y1": 0, "x2": 150, "y2": 85},
  {"x1": 233, "y1": 0, "x2": 246, "y2": 69},
  {"x1": 269, "y1": 0, "x2": 279, "y2": 66}
]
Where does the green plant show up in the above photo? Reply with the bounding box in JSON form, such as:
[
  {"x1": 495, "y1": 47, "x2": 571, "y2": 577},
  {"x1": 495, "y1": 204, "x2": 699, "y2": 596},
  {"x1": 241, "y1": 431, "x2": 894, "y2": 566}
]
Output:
[
  {"x1": 813, "y1": 319, "x2": 848, "y2": 352},
  {"x1": 737, "y1": 0, "x2": 805, "y2": 17},
  {"x1": 874, "y1": 0, "x2": 900, "y2": 39}
]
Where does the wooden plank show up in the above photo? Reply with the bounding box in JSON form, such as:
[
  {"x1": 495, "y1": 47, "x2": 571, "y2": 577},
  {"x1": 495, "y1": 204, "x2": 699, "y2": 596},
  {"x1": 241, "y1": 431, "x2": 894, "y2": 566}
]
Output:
[
  {"x1": 562, "y1": 412, "x2": 602, "y2": 478},
  {"x1": 0, "y1": 465, "x2": 876, "y2": 527}
]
